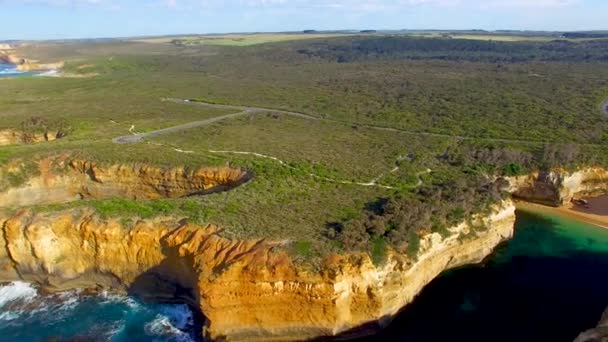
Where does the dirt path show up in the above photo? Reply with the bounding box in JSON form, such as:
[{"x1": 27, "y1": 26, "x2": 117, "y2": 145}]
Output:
[
  {"x1": 209, "y1": 149, "x2": 397, "y2": 189},
  {"x1": 145, "y1": 141, "x2": 401, "y2": 190},
  {"x1": 111, "y1": 97, "x2": 607, "y2": 188}
]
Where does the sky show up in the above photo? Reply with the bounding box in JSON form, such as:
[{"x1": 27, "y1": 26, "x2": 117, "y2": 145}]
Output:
[{"x1": 0, "y1": 0, "x2": 606, "y2": 40}]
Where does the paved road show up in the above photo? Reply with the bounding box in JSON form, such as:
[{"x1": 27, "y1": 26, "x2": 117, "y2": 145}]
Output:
[
  {"x1": 113, "y1": 110, "x2": 252, "y2": 144},
  {"x1": 113, "y1": 99, "x2": 322, "y2": 144},
  {"x1": 161, "y1": 99, "x2": 544, "y2": 146},
  {"x1": 113, "y1": 98, "x2": 607, "y2": 147}
]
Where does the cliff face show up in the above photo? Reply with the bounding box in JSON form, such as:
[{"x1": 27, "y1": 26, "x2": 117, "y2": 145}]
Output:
[
  {"x1": 0, "y1": 129, "x2": 62, "y2": 146},
  {"x1": 2, "y1": 162, "x2": 606, "y2": 341},
  {"x1": 506, "y1": 168, "x2": 608, "y2": 207},
  {"x1": 575, "y1": 307, "x2": 608, "y2": 342},
  {"x1": 0, "y1": 158, "x2": 250, "y2": 208},
  {"x1": 0, "y1": 202, "x2": 516, "y2": 341},
  {"x1": 0, "y1": 46, "x2": 64, "y2": 72}
]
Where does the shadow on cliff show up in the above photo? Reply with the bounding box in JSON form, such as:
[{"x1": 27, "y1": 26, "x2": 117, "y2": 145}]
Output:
[
  {"x1": 127, "y1": 221, "x2": 207, "y2": 342},
  {"x1": 317, "y1": 210, "x2": 608, "y2": 342}
]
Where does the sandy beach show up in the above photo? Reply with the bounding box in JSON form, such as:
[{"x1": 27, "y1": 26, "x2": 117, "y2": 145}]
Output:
[{"x1": 517, "y1": 195, "x2": 608, "y2": 229}]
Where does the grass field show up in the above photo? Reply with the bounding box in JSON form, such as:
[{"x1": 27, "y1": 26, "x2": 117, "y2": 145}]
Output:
[
  {"x1": 1, "y1": 34, "x2": 608, "y2": 260},
  {"x1": 136, "y1": 33, "x2": 352, "y2": 46}
]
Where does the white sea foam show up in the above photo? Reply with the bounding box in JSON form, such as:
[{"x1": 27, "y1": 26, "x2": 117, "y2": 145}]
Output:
[
  {"x1": 145, "y1": 315, "x2": 194, "y2": 342},
  {"x1": 99, "y1": 290, "x2": 141, "y2": 310},
  {"x1": 34, "y1": 69, "x2": 59, "y2": 77},
  {"x1": 0, "y1": 283, "x2": 195, "y2": 341},
  {"x1": 158, "y1": 304, "x2": 194, "y2": 330},
  {"x1": 57, "y1": 292, "x2": 80, "y2": 312},
  {"x1": 0, "y1": 311, "x2": 20, "y2": 321},
  {"x1": 0, "y1": 281, "x2": 38, "y2": 308},
  {"x1": 105, "y1": 320, "x2": 127, "y2": 339}
]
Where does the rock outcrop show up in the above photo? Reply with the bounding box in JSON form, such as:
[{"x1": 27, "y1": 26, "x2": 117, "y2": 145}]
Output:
[
  {"x1": 575, "y1": 307, "x2": 608, "y2": 342},
  {"x1": 0, "y1": 45, "x2": 64, "y2": 72},
  {"x1": 0, "y1": 201, "x2": 516, "y2": 341},
  {"x1": 0, "y1": 158, "x2": 251, "y2": 208},
  {"x1": 506, "y1": 168, "x2": 608, "y2": 207},
  {"x1": 2, "y1": 160, "x2": 607, "y2": 341},
  {"x1": 0, "y1": 129, "x2": 63, "y2": 146}
]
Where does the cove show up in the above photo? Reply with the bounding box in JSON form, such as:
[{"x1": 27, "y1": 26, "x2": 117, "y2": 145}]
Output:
[
  {"x1": 1, "y1": 209, "x2": 608, "y2": 341},
  {"x1": 359, "y1": 209, "x2": 608, "y2": 342},
  {"x1": 0, "y1": 63, "x2": 46, "y2": 78}
]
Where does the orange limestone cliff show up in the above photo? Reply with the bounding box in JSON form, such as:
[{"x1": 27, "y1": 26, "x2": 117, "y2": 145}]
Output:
[
  {"x1": 0, "y1": 45, "x2": 64, "y2": 72},
  {"x1": 0, "y1": 129, "x2": 64, "y2": 146},
  {"x1": 0, "y1": 201, "x2": 516, "y2": 341},
  {"x1": 506, "y1": 167, "x2": 608, "y2": 206},
  {"x1": 0, "y1": 158, "x2": 251, "y2": 208}
]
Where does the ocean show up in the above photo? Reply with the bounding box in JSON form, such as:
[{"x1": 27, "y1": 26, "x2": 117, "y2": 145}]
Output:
[{"x1": 0, "y1": 63, "x2": 24, "y2": 77}]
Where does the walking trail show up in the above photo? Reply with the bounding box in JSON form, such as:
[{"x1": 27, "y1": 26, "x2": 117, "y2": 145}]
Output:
[{"x1": 113, "y1": 96, "x2": 608, "y2": 189}]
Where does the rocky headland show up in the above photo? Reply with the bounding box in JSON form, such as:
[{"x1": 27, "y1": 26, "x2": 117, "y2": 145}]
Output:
[
  {"x1": 0, "y1": 44, "x2": 64, "y2": 72},
  {"x1": 0, "y1": 158, "x2": 607, "y2": 341}
]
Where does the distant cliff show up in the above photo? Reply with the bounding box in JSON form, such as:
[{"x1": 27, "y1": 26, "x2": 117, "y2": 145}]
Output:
[
  {"x1": 0, "y1": 45, "x2": 64, "y2": 71},
  {"x1": 506, "y1": 168, "x2": 608, "y2": 207}
]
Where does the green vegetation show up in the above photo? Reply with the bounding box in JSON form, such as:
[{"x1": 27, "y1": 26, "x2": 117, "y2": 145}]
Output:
[
  {"x1": 1, "y1": 160, "x2": 40, "y2": 190},
  {"x1": 19, "y1": 116, "x2": 71, "y2": 139},
  {"x1": 167, "y1": 33, "x2": 350, "y2": 46},
  {"x1": 1, "y1": 33, "x2": 608, "y2": 263},
  {"x1": 297, "y1": 36, "x2": 608, "y2": 63}
]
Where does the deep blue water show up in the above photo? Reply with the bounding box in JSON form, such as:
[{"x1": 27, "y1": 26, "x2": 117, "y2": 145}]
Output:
[
  {"x1": 2, "y1": 209, "x2": 608, "y2": 342},
  {"x1": 359, "y1": 209, "x2": 608, "y2": 342}
]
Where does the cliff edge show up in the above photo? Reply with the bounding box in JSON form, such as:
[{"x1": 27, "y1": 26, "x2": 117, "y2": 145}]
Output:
[{"x1": 0, "y1": 203, "x2": 515, "y2": 341}]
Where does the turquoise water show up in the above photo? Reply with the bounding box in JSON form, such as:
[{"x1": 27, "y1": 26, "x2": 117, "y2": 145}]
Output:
[
  {"x1": 2, "y1": 210, "x2": 608, "y2": 341},
  {"x1": 363, "y1": 209, "x2": 608, "y2": 341}
]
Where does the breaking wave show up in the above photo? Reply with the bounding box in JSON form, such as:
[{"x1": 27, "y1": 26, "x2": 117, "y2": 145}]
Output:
[{"x1": 0, "y1": 281, "x2": 196, "y2": 341}]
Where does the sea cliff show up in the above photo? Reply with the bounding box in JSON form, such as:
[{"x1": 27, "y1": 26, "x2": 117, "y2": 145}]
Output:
[
  {"x1": 0, "y1": 45, "x2": 64, "y2": 72},
  {"x1": 0, "y1": 202, "x2": 516, "y2": 341},
  {"x1": 506, "y1": 168, "x2": 608, "y2": 207},
  {"x1": 1, "y1": 161, "x2": 607, "y2": 341}
]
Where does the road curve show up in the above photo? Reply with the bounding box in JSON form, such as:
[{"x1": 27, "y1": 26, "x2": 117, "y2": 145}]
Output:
[
  {"x1": 113, "y1": 98, "x2": 323, "y2": 144},
  {"x1": 166, "y1": 99, "x2": 603, "y2": 146},
  {"x1": 113, "y1": 98, "x2": 607, "y2": 147},
  {"x1": 113, "y1": 110, "x2": 252, "y2": 144}
]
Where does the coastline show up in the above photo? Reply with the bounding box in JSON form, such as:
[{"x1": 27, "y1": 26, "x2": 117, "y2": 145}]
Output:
[{"x1": 516, "y1": 196, "x2": 608, "y2": 230}]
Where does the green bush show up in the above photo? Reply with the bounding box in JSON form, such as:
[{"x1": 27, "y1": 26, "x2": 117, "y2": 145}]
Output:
[
  {"x1": 371, "y1": 237, "x2": 388, "y2": 266},
  {"x1": 406, "y1": 231, "x2": 421, "y2": 259}
]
